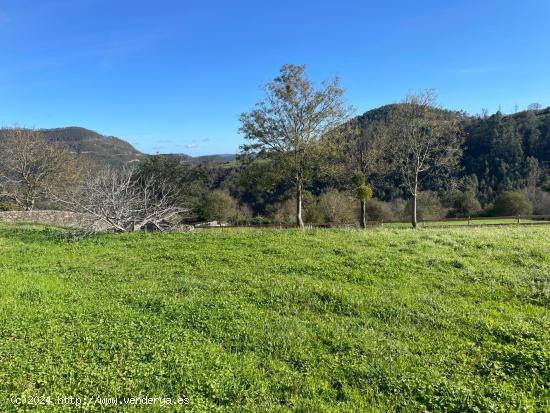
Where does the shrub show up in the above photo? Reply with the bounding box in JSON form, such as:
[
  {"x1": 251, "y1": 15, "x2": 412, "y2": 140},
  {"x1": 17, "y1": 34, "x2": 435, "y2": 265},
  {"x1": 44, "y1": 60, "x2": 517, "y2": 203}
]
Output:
[
  {"x1": 199, "y1": 190, "x2": 238, "y2": 223},
  {"x1": 272, "y1": 198, "x2": 296, "y2": 225},
  {"x1": 404, "y1": 191, "x2": 447, "y2": 221},
  {"x1": 528, "y1": 188, "x2": 550, "y2": 215},
  {"x1": 389, "y1": 198, "x2": 408, "y2": 221},
  {"x1": 232, "y1": 204, "x2": 254, "y2": 225},
  {"x1": 448, "y1": 191, "x2": 482, "y2": 217},
  {"x1": 492, "y1": 191, "x2": 533, "y2": 216},
  {"x1": 364, "y1": 199, "x2": 394, "y2": 222},
  {"x1": 272, "y1": 192, "x2": 317, "y2": 225},
  {"x1": 315, "y1": 190, "x2": 357, "y2": 225},
  {"x1": 0, "y1": 202, "x2": 23, "y2": 211}
]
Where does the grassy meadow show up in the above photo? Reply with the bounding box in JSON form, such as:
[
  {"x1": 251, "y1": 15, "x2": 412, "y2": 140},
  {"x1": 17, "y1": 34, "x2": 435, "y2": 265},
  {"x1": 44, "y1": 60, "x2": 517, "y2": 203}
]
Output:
[{"x1": 0, "y1": 223, "x2": 548, "y2": 412}]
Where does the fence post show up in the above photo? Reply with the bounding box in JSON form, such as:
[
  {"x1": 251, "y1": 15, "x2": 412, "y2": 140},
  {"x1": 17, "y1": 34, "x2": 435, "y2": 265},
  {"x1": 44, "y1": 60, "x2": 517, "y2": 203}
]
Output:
[
  {"x1": 468, "y1": 216, "x2": 471, "y2": 225},
  {"x1": 517, "y1": 215, "x2": 520, "y2": 225}
]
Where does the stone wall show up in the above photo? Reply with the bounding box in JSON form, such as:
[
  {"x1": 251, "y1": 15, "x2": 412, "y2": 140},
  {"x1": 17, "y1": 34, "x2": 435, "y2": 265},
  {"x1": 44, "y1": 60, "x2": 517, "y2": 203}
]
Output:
[{"x1": 0, "y1": 210, "x2": 107, "y2": 231}]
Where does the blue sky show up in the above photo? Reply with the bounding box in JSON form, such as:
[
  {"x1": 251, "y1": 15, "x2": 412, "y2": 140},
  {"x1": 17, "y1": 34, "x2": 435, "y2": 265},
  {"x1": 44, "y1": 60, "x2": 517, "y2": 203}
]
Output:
[{"x1": 1, "y1": 0, "x2": 549, "y2": 155}]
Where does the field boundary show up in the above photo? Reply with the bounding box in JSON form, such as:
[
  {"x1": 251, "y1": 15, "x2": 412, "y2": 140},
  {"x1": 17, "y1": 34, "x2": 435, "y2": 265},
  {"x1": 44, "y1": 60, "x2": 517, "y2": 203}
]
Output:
[
  {"x1": 202, "y1": 215, "x2": 550, "y2": 229},
  {"x1": 1, "y1": 211, "x2": 549, "y2": 231}
]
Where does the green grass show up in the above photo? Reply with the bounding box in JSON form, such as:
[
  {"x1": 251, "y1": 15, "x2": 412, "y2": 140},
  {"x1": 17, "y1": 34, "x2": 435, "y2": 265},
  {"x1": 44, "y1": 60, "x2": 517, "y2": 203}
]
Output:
[{"x1": 0, "y1": 223, "x2": 548, "y2": 412}]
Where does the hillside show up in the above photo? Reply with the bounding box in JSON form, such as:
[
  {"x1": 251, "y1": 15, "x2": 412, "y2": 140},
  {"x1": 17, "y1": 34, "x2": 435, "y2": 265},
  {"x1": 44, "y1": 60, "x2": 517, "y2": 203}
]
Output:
[
  {"x1": 1, "y1": 126, "x2": 236, "y2": 167},
  {"x1": 39, "y1": 127, "x2": 145, "y2": 166},
  {"x1": 41, "y1": 127, "x2": 237, "y2": 166},
  {"x1": 346, "y1": 105, "x2": 550, "y2": 203}
]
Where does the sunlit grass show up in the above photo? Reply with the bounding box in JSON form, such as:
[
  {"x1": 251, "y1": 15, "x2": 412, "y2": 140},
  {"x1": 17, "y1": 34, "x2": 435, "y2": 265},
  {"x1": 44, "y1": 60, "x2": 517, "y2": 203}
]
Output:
[{"x1": 0, "y1": 223, "x2": 548, "y2": 411}]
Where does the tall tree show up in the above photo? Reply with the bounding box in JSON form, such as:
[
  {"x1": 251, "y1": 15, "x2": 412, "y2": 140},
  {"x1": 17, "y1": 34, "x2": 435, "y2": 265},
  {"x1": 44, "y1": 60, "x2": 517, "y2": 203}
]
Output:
[
  {"x1": 239, "y1": 64, "x2": 352, "y2": 227},
  {"x1": 387, "y1": 91, "x2": 463, "y2": 228}
]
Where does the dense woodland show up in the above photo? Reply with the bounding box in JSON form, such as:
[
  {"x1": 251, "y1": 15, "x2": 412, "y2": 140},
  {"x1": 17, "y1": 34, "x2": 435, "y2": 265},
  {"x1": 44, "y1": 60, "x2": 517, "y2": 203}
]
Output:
[{"x1": 0, "y1": 65, "x2": 549, "y2": 230}]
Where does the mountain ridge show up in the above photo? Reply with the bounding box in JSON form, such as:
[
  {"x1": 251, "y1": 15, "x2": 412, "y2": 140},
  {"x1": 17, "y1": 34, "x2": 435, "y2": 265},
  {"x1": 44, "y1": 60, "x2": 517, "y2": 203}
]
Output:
[
  {"x1": 39, "y1": 127, "x2": 145, "y2": 166},
  {"x1": 6, "y1": 104, "x2": 550, "y2": 171},
  {"x1": 1, "y1": 126, "x2": 236, "y2": 166}
]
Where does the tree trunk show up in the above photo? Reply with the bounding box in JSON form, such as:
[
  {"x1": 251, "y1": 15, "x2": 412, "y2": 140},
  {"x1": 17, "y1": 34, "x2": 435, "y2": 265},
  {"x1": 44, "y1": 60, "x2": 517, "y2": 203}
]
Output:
[
  {"x1": 411, "y1": 193, "x2": 417, "y2": 228},
  {"x1": 296, "y1": 181, "x2": 304, "y2": 228},
  {"x1": 360, "y1": 199, "x2": 366, "y2": 229}
]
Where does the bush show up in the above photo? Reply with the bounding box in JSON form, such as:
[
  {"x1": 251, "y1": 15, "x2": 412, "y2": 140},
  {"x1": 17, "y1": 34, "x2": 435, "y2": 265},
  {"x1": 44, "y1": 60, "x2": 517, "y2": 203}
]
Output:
[
  {"x1": 492, "y1": 191, "x2": 533, "y2": 216},
  {"x1": 272, "y1": 192, "x2": 317, "y2": 225},
  {"x1": 199, "y1": 190, "x2": 239, "y2": 223},
  {"x1": 404, "y1": 191, "x2": 447, "y2": 221},
  {"x1": 448, "y1": 191, "x2": 482, "y2": 217},
  {"x1": 272, "y1": 198, "x2": 296, "y2": 225},
  {"x1": 232, "y1": 204, "x2": 254, "y2": 225},
  {"x1": 528, "y1": 188, "x2": 550, "y2": 215},
  {"x1": 315, "y1": 190, "x2": 357, "y2": 225},
  {"x1": 364, "y1": 199, "x2": 394, "y2": 222},
  {"x1": 389, "y1": 198, "x2": 408, "y2": 221},
  {"x1": 0, "y1": 202, "x2": 23, "y2": 211},
  {"x1": 271, "y1": 191, "x2": 357, "y2": 226}
]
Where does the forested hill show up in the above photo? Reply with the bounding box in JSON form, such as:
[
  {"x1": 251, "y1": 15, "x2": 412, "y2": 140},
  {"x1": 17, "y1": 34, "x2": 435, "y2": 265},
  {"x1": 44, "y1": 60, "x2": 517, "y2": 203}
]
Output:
[
  {"x1": 39, "y1": 127, "x2": 145, "y2": 166},
  {"x1": 0, "y1": 127, "x2": 236, "y2": 167},
  {"x1": 40, "y1": 128, "x2": 236, "y2": 166},
  {"x1": 349, "y1": 105, "x2": 550, "y2": 204},
  {"x1": 462, "y1": 108, "x2": 550, "y2": 203},
  {"x1": 350, "y1": 103, "x2": 463, "y2": 125}
]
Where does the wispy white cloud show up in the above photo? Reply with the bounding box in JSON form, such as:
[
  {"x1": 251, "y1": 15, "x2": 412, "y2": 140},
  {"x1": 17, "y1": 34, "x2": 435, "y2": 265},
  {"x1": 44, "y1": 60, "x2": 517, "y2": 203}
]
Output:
[{"x1": 185, "y1": 143, "x2": 198, "y2": 149}]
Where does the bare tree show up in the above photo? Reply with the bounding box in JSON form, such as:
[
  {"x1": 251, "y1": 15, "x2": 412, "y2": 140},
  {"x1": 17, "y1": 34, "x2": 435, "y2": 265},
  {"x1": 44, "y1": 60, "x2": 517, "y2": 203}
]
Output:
[
  {"x1": 0, "y1": 128, "x2": 80, "y2": 210},
  {"x1": 240, "y1": 64, "x2": 353, "y2": 227},
  {"x1": 387, "y1": 90, "x2": 463, "y2": 228},
  {"x1": 56, "y1": 166, "x2": 187, "y2": 232},
  {"x1": 479, "y1": 108, "x2": 489, "y2": 119}
]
